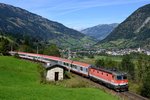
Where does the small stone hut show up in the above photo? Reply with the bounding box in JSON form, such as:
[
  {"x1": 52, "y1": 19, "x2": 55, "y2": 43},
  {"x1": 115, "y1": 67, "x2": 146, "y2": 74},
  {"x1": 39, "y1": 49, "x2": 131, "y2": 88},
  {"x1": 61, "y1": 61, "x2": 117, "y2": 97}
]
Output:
[{"x1": 46, "y1": 63, "x2": 65, "y2": 81}]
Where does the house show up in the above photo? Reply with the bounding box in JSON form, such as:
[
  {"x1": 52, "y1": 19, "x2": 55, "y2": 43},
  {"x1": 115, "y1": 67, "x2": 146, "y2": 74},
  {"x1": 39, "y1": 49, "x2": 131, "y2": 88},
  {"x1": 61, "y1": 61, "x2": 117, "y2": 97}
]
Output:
[{"x1": 46, "y1": 63, "x2": 65, "y2": 81}]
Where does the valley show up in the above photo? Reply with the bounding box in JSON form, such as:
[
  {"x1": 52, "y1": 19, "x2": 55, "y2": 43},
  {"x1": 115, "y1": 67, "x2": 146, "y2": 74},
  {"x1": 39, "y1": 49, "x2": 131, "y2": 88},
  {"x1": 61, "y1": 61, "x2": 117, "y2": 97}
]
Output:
[{"x1": 0, "y1": 1, "x2": 150, "y2": 100}]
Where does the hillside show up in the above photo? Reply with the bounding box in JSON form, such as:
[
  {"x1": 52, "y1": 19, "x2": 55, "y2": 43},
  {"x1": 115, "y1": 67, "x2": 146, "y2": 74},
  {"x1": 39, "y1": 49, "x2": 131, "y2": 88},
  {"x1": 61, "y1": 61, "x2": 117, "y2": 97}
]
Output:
[
  {"x1": 0, "y1": 3, "x2": 95, "y2": 49},
  {"x1": 81, "y1": 23, "x2": 118, "y2": 41},
  {"x1": 96, "y1": 4, "x2": 150, "y2": 49},
  {"x1": 0, "y1": 56, "x2": 117, "y2": 100}
]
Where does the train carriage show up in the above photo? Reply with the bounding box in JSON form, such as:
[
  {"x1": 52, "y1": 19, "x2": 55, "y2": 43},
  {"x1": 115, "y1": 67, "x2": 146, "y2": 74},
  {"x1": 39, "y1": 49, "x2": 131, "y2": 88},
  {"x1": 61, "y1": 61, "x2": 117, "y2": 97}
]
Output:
[
  {"x1": 59, "y1": 59, "x2": 90, "y2": 77},
  {"x1": 71, "y1": 61, "x2": 90, "y2": 77}
]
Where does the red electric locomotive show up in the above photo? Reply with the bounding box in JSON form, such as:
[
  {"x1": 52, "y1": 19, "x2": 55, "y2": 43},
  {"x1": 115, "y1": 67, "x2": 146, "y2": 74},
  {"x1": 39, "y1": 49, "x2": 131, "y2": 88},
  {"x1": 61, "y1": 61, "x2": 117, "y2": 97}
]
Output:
[{"x1": 89, "y1": 67, "x2": 128, "y2": 91}]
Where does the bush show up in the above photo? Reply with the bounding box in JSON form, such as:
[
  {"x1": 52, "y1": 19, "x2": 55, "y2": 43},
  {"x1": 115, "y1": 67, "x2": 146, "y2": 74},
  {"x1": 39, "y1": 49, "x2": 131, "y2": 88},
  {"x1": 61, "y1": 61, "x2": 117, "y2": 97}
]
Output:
[
  {"x1": 64, "y1": 71, "x2": 72, "y2": 79},
  {"x1": 120, "y1": 54, "x2": 135, "y2": 80},
  {"x1": 141, "y1": 71, "x2": 150, "y2": 98},
  {"x1": 37, "y1": 64, "x2": 46, "y2": 84},
  {"x1": 13, "y1": 53, "x2": 19, "y2": 58},
  {"x1": 95, "y1": 59, "x2": 105, "y2": 67}
]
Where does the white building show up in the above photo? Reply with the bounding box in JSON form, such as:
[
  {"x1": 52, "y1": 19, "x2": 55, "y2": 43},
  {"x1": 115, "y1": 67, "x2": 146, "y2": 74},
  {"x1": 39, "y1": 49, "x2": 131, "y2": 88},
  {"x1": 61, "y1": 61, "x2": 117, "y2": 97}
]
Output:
[{"x1": 46, "y1": 64, "x2": 65, "y2": 81}]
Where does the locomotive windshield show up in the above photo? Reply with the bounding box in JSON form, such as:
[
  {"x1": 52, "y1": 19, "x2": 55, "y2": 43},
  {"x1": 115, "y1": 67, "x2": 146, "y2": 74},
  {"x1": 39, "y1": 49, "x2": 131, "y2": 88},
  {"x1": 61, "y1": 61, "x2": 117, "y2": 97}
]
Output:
[
  {"x1": 116, "y1": 75, "x2": 127, "y2": 80},
  {"x1": 123, "y1": 75, "x2": 127, "y2": 79},
  {"x1": 117, "y1": 76, "x2": 122, "y2": 80}
]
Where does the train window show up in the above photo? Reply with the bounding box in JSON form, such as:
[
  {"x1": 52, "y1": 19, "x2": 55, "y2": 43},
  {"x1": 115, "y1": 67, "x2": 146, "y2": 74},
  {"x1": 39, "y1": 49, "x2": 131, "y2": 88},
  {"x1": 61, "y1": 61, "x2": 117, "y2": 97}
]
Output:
[
  {"x1": 80, "y1": 67, "x2": 83, "y2": 71},
  {"x1": 75, "y1": 65, "x2": 77, "y2": 69},
  {"x1": 123, "y1": 75, "x2": 127, "y2": 79},
  {"x1": 72, "y1": 65, "x2": 77, "y2": 69},
  {"x1": 20, "y1": 54, "x2": 26, "y2": 56},
  {"x1": 64, "y1": 62, "x2": 66, "y2": 65},
  {"x1": 64, "y1": 62, "x2": 69, "y2": 66},
  {"x1": 86, "y1": 68, "x2": 88, "y2": 72},
  {"x1": 112, "y1": 75, "x2": 114, "y2": 79},
  {"x1": 117, "y1": 76, "x2": 122, "y2": 80}
]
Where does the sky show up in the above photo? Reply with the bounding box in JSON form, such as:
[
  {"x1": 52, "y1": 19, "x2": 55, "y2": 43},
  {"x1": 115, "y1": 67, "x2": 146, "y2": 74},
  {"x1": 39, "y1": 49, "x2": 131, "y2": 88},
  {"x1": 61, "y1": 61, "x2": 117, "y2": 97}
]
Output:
[{"x1": 0, "y1": 0, "x2": 150, "y2": 30}]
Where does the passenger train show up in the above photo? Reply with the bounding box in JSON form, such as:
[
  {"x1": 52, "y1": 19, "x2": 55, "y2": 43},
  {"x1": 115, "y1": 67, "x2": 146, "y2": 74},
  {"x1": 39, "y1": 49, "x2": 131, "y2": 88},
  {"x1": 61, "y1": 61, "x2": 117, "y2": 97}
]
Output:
[{"x1": 9, "y1": 51, "x2": 128, "y2": 91}]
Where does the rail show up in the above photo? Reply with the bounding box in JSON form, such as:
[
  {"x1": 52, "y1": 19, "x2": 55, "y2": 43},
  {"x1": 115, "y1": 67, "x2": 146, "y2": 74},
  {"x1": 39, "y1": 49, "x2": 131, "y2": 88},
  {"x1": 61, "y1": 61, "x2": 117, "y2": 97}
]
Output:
[{"x1": 120, "y1": 91, "x2": 149, "y2": 100}]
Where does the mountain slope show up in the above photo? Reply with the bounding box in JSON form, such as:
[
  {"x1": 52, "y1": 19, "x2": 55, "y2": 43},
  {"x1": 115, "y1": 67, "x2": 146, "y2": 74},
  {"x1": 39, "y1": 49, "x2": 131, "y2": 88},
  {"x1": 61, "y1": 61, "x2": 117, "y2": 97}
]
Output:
[
  {"x1": 81, "y1": 23, "x2": 118, "y2": 41},
  {"x1": 96, "y1": 4, "x2": 150, "y2": 49},
  {"x1": 0, "y1": 3, "x2": 95, "y2": 49}
]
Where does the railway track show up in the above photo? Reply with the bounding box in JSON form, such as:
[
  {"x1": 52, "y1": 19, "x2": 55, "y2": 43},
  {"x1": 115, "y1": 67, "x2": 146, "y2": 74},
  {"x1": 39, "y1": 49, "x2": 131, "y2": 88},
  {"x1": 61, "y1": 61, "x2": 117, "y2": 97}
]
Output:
[
  {"x1": 120, "y1": 91, "x2": 149, "y2": 100},
  {"x1": 73, "y1": 73, "x2": 149, "y2": 100}
]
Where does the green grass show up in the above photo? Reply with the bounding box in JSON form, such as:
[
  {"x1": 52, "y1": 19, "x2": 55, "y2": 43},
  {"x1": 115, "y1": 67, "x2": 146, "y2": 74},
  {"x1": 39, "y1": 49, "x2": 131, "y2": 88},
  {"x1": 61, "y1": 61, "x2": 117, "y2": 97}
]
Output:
[
  {"x1": 72, "y1": 55, "x2": 123, "y2": 65},
  {"x1": 128, "y1": 81, "x2": 142, "y2": 94},
  {"x1": 94, "y1": 55, "x2": 122, "y2": 62},
  {"x1": 0, "y1": 56, "x2": 117, "y2": 100},
  {"x1": 96, "y1": 39, "x2": 138, "y2": 49}
]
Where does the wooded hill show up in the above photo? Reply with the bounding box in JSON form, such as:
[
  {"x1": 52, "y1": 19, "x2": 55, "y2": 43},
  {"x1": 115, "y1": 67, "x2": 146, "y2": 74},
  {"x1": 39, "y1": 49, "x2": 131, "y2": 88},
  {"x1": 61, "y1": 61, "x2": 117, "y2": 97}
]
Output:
[
  {"x1": 96, "y1": 4, "x2": 150, "y2": 49},
  {"x1": 0, "y1": 3, "x2": 95, "y2": 49}
]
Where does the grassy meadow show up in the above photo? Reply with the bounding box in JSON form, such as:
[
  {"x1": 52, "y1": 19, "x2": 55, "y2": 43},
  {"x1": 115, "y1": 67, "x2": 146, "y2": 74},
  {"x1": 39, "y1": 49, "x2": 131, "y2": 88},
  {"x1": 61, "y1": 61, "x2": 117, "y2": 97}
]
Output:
[
  {"x1": 0, "y1": 56, "x2": 117, "y2": 100},
  {"x1": 73, "y1": 55, "x2": 123, "y2": 65}
]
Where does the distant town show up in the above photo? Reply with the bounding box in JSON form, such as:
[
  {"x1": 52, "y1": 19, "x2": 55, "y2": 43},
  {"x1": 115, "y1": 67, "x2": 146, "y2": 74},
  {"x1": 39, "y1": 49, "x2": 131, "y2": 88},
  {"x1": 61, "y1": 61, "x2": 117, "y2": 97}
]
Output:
[
  {"x1": 104, "y1": 47, "x2": 150, "y2": 56},
  {"x1": 61, "y1": 47, "x2": 150, "y2": 58}
]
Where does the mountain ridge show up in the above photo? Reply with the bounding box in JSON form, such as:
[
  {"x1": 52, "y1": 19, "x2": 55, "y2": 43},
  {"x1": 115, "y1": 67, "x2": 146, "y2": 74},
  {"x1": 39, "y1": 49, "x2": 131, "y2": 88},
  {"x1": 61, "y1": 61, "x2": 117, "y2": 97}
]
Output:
[
  {"x1": 96, "y1": 4, "x2": 150, "y2": 49},
  {"x1": 81, "y1": 23, "x2": 118, "y2": 41},
  {"x1": 0, "y1": 3, "x2": 95, "y2": 49}
]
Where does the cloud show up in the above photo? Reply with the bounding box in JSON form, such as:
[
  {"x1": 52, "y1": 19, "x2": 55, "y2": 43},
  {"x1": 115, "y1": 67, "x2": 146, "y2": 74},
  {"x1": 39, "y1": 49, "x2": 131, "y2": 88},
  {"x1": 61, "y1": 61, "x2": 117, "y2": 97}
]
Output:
[
  {"x1": 1, "y1": 0, "x2": 150, "y2": 15},
  {"x1": 30, "y1": 0, "x2": 150, "y2": 16}
]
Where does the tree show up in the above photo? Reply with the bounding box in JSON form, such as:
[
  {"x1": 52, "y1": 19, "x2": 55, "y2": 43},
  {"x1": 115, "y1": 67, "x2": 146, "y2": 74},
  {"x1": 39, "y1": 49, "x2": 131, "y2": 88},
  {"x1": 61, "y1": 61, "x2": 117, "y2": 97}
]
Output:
[
  {"x1": 0, "y1": 37, "x2": 10, "y2": 55},
  {"x1": 18, "y1": 44, "x2": 33, "y2": 53},
  {"x1": 137, "y1": 54, "x2": 150, "y2": 82},
  {"x1": 87, "y1": 54, "x2": 94, "y2": 59},
  {"x1": 120, "y1": 55, "x2": 135, "y2": 80},
  {"x1": 95, "y1": 59, "x2": 105, "y2": 67},
  {"x1": 105, "y1": 58, "x2": 117, "y2": 68},
  {"x1": 43, "y1": 44, "x2": 60, "y2": 57},
  {"x1": 141, "y1": 71, "x2": 150, "y2": 98},
  {"x1": 17, "y1": 35, "x2": 37, "y2": 53},
  {"x1": 23, "y1": 35, "x2": 31, "y2": 46}
]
